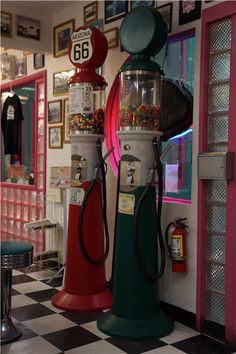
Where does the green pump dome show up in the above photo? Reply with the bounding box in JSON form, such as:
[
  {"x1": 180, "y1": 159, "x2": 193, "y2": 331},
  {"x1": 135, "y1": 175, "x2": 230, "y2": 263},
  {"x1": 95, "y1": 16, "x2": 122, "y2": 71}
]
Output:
[{"x1": 120, "y1": 6, "x2": 167, "y2": 72}]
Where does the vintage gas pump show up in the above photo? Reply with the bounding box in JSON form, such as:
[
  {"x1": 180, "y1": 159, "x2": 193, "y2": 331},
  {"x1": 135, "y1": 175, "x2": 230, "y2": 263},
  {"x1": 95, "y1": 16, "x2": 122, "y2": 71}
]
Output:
[
  {"x1": 52, "y1": 26, "x2": 112, "y2": 312},
  {"x1": 97, "y1": 7, "x2": 174, "y2": 338}
]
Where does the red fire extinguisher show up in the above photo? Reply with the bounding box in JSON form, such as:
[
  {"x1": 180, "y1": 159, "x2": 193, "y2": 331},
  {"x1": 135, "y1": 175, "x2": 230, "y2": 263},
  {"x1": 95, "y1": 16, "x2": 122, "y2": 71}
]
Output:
[{"x1": 165, "y1": 217, "x2": 188, "y2": 272}]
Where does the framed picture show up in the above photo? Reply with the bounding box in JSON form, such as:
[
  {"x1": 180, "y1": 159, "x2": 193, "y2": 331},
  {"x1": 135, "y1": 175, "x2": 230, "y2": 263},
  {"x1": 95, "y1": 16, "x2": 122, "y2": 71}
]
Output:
[
  {"x1": 84, "y1": 1, "x2": 98, "y2": 25},
  {"x1": 1, "y1": 11, "x2": 12, "y2": 37},
  {"x1": 15, "y1": 56, "x2": 27, "y2": 78},
  {"x1": 23, "y1": 51, "x2": 32, "y2": 56},
  {"x1": 33, "y1": 53, "x2": 45, "y2": 69},
  {"x1": 89, "y1": 19, "x2": 103, "y2": 31},
  {"x1": 16, "y1": 15, "x2": 40, "y2": 40},
  {"x1": 104, "y1": 27, "x2": 118, "y2": 49},
  {"x1": 105, "y1": 1, "x2": 128, "y2": 24},
  {"x1": 49, "y1": 126, "x2": 63, "y2": 149},
  {"x1": 49, "y1": 166, "x2": 71, "y2": 188},
  {"x1": 48, "y1": 100, "x2": 62, "y2": 124},
  {"x1": 53, "y1": 19, "x2": 75, "y2": 58},
  {"x1": 63, "y1": 98, "x2": 70, "y2": 143},
  {"x1": 130, "y1": 1, "x2": 154, "y2": 10},
  {"x1": 53, "y1": 68, "x2": 75, "y2": 96},
  {"x1": 179, "y1": 0, "x2": 202, "y2": 25},
  {"x1": 157, "y1": 2, "x2": 173, "y2": 33}
]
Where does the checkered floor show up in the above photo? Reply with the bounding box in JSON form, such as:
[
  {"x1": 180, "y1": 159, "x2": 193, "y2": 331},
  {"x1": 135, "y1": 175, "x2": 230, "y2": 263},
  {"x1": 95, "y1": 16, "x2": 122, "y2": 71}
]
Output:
[{"x1": 1, "y1": 269, "x2": 236, "y2": 354}]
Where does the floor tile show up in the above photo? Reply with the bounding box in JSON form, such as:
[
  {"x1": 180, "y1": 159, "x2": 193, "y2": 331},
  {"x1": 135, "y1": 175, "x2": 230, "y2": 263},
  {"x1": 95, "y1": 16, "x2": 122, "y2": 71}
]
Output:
[
  {"x1": 12, "y1": 294, "x2": 37, "y2": 309},
  {"x1": 26, "y1": 288, "x2": 58, "y2": 302},
  {"x1": 55, "y1": 285, "x2": 63, "y2": 291},
  {"x1": 12, "y1": 274, "x2": 36, "y2": 285},
  {"x1": 3, "y1": 269, "x2": 235, "y2": 354},
  {"x1": 43, "y1": 325, "x2": 101, "y2": 352},
  {"x1": 42, "y1": 276, "x2": 63, "y2": 288},
  {"x1": 60, "y1": 311, "x2": 102, "y2": 325},
  {"x1": 81, "y1": 320, "x2": 110, "y2": 339},
  {"x1": 106, "y1": 337, "x2": 166, "y2": 354},
  {"x1": 145, "y1": 345, "x2": 187, "y2": 353},
  {"x1": 13, "y1": 269, "x2": 24, "y2": 276},
  {"x1": 26, "y1": 269, "x2": 56, "y2": 280},
  {"x1": 1, "y1": 336, "x2": 61, "y2": 354},
  {"x1": 65, "y1": 339, "x2": 126, "y2": 353},
  {"x1": 22, "y1": 313, "x2": 77, "y2": 335},
  {"x1": 40, "y1": 300, "x2": 64, "y2": 313},
  {"x1": 11, "y1": 288, "x2": 21, "y2": 296},
  {"x1": 9, "y1": 322, "x2": 38, "y2": 342},
  {"x1": 160, "y1": 322, "x2": 199, "y2": 344},
  {"x1": 11, "y1": 303, "x2": 54, "y2": 321},
  {"x1": 12, "y1": 280, "x2": 52, "y2": 294},
  {"x1": 173, "y1": 334, "x2": 235, "y2": 354}
]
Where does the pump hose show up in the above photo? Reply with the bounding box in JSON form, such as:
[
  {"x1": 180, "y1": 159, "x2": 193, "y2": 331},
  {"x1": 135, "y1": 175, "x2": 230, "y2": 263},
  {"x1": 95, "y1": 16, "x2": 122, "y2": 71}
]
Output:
[
  {"x1": 108, "y1": 161, "x2": 121, "y2": 289},
  {"x1": 133, "y1": 137, "x2": 166, "y2": 282},
  {"x1": 78, "y1": 139, "x2": 109, "y2": 265}
]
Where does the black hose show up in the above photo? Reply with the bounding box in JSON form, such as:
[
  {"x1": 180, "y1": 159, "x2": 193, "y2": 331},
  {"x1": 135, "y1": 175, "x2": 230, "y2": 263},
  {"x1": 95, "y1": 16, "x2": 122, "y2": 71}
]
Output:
[
  {"x1": 78, "y1": 139, "x2": 109, "y2": 265},
  {"x1": 108, "y1": 160, "x2": 121, "y2": 289},
  {"x1": 97, "y1": 139, "x2": 110, "y2": 261},
  {"x1": 133, "y1": 137, "x2": 166, "y2": 281},
  {"x1": 153, "y1": 136, "x2": 166, "y2": 278}
]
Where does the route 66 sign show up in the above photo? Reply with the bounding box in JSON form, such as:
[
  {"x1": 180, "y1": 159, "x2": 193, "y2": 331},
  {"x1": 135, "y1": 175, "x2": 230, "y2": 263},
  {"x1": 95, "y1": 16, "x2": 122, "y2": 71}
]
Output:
[
  {"x1": 70, "y1": 28, "x2": 93, "y2": 65},
  {"x1": 68, "y1": 26, "x2": 108, "y2": 70}
]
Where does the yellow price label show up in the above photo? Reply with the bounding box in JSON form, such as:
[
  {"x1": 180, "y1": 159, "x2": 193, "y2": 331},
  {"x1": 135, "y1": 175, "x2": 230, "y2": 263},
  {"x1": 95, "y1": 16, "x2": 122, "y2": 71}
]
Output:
[{"x1": 118, "y1": 193, "x2": 135, "y2": 215}]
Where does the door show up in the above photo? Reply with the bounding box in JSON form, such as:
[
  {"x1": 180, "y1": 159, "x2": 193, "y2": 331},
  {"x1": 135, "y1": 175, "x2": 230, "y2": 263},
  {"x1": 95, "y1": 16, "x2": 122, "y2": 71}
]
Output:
[{"x1": 197, "y1": 1, "x2": 236, "y2": 346}]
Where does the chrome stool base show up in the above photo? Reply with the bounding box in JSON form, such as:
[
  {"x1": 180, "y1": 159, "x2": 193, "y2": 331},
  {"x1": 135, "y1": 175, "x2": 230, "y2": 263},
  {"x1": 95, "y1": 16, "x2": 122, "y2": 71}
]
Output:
[
  {"x1": 1, "y1": 318, "x2": 22, "y2": 344},
  {"x1": 1, "y1": 244, "x2": 33, "y2": 344}
]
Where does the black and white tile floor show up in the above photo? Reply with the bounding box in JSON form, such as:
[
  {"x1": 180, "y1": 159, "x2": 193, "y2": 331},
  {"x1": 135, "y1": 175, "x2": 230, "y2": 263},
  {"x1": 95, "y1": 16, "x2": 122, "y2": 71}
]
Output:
[{"x1": 1, "y1": 269, "x2": 236, "y2": 354}]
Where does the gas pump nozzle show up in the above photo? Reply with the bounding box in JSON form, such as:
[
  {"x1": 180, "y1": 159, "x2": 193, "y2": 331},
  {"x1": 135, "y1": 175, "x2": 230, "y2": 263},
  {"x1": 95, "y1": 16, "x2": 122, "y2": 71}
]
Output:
[
  {"x1": 160, "y1": 144, "x2": 172, "y2": 161},
  {"x1": 147, "y1": 165, "x2": 156, "y2": 184},
  {"x1": 93, "y1": 145, "x2": 114, "y2": 180}
]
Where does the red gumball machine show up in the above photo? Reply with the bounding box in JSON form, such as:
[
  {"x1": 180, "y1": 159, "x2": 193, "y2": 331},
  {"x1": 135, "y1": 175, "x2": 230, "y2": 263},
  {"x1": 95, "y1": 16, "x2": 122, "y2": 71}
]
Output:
[{"x1": 52, "y1": 26, "x2": 112, "y2": 312}]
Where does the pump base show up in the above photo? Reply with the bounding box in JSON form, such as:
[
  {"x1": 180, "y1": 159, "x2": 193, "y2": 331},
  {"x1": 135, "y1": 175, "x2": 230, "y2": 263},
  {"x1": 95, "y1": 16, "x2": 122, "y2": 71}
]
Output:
[
  {"x1": 52, "y1": 288, "x2": 112, "y2": 313},
  {"x1": 97, "y1": 310, "x2": 174, "y2": 339}
]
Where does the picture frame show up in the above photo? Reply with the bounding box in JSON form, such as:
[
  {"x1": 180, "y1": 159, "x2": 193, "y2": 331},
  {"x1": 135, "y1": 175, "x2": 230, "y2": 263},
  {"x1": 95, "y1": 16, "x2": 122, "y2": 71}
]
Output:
[
  {"x1": 48, "y1": 126, "x2": 63, "y2": 149},
  {"x1": 15, "y1": 56, "x2": 27, "y2": 78},
  {"x1": 104, "y1": 27, "x2": 119, "y2": 49},
  {"x1": 157, "y1": 2, "x2": 173, "y2": 33},
  {"x1": 84, "y1": 1, "x2": 98, "y2": 25},
  {"x1": 104, "y1": 1, "x2": 128, "y2": 24},
  {"x1": 1, "y1": 11, "x2": 12, "y2": 37},
  {"x1": 89, "y1": 19, "x2": 103, "y2": 31},
  {"x1": 53, "y1": 19, "x2": 75, "y2": 58},
  {"x1": 16, "y1": 15, "x2": 40, "y2": 40},
  {"x1": 179, "y1": 0, "x2": 202, "y2": 25},
  {"x1": 23, "y1": 51, "x2": 32, "y2": 56},
  {"x1": 53, "y1": 68, "x2": 75, "y2": 96},
  {"x1": 63, "y1": 98, "x2": 70, "y2": 143},
  {"x1": 33, "y1": 53, "x2": 45, "y2": 69},
  {"x1": 48, "y1": 100, "x2": 62, "y2": 124},
  {"x1": 130, "y1": 1, "x2": 154, "y2": 10}
]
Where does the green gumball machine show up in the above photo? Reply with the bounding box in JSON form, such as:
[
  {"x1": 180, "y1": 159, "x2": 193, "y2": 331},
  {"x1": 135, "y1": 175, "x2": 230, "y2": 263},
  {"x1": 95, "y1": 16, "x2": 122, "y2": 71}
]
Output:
[{"x1": 97, "y1": 6, "x2": 174, "y2": 339}]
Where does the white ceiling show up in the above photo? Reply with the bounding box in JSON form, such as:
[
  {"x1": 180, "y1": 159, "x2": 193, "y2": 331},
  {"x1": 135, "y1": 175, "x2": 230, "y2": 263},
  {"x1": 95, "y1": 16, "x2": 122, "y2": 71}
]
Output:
[{"x1": 2, "y1": 1, "x2": 77, "y2": 14}]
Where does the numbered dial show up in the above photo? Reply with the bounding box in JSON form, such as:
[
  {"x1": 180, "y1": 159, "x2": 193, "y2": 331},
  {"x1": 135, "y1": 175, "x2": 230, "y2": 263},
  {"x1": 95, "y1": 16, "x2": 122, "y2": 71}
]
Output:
[{"x1": 68, "y1": 26, "x2": 108, "y2": 69}]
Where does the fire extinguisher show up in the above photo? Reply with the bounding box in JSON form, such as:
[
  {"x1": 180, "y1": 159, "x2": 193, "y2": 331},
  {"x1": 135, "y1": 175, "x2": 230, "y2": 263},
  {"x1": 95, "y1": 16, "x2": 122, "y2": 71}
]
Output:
[{"x1": 165, "y1": 217, "x2": 188, "y2": 272}]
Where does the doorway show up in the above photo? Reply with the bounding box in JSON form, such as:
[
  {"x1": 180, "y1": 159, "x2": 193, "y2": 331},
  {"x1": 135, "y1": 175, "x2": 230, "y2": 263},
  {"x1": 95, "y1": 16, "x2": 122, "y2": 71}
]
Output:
[{"x1": 1, "y1": 71, "x2": 47, "y2": 253}]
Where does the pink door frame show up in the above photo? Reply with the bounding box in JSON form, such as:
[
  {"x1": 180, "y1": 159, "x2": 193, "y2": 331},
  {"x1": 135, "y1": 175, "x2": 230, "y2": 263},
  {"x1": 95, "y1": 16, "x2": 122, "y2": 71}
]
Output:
[
  {"x1": 0, "y1": 71, "x2": 47, "y2": 251},
  {"x1": 197, "y1": 1, "x2": 236, "y2": 345}
]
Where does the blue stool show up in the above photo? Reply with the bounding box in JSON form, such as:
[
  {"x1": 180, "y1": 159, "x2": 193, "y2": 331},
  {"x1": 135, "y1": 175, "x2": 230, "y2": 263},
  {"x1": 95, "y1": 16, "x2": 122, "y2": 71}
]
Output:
[{"x1": 1, "y1": 241, "x2": 33, "y2": 344}]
